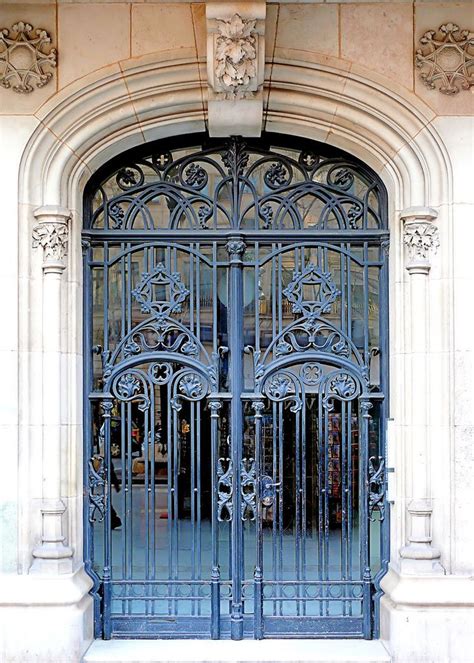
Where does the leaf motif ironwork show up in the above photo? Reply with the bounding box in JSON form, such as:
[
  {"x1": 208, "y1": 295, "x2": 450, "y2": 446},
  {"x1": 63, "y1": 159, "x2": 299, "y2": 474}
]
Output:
[
  {"x1": 222, "y1": 136, "x2": 249, "y2": 176},
  {"x1": 327, "y1": 166, "x2": 354, "y2": 191},
  {"x1": 264, "y1": 372, "x2": 302, "y2": 413},
  {"x1": 88, "y1": 456, "x2": 106, "y2": 523},
  {"x1": 217, "y1": 458, "x2": 233, "y2": 522},
  {"x1": 323, "y1": 371, "x2": 360, "y2": 411},
  {"x1": 113, "y1": 372, "x2": 150, "y2": 411},
  {"x1": 368, "y1": 456, "x2": 386, "y2": 522},
  {"x1": 109, "y1": 203, "x2": 125, "y2": 229},
  {"x1": 197, "y1": 204, "x2": 212, "y2": 228},
  {"x1": 264, "y1": 161, "x2": 291, "y2": 189},
  {"x1": 241, "y1": 458, "x2": 256, "y2": 521},
  {"x1": 116, "y1": 166, "x2": 144, "y2": 190},
  {"x1": 178, "y1": 373, "x2": 204, "y2": 399},
  {"x1": 183, "y1": 163, "x2": 208, "y2": 190}
]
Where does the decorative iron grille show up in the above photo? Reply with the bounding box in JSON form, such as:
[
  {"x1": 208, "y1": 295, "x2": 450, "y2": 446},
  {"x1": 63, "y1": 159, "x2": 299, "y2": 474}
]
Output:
[{"x1": 83, "y1": 133, "x2": 389, "y2": 640}]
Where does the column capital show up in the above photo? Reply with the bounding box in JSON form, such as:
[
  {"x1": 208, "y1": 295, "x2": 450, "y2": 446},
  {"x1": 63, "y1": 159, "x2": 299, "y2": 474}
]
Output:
[
  {"x1": 401, "y1": 207, "x2": 439, "y2": 274},
  {"x1": 32, "y1": 205, "x2": 71, "y2": 271}
]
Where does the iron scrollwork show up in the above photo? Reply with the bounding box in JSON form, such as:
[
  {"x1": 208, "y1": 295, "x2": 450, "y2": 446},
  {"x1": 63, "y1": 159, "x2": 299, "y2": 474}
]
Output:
[
  {"x1": 283, "y1": 262, "x2": 340, "y2": 318},
  {"x1": 368, "y1": 456, "x2": 386, "y2": 522},
  {"x1": 131, "y1": 263, "x2": 189, "y2": 319},
  {"x1": 88, "y1": 456, "x2": 106, "y2": 523},
  {"x1": 241, "y1": 458, "x2": 256, "y2": 521},
  {"x1": 217, "y1": 458, "x2": 233, "y2": 522}
]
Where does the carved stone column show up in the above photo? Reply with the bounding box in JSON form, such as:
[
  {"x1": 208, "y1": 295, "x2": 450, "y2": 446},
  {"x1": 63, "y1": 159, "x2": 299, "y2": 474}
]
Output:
[
  {"x1": 399, "y1": 207, "x2": 444, "y2": 574},
  {"x1": 30, "y1": 205, "x2": 73, "y2": 573},
  {"x1": 206, "y1": 2, "x2": 266, "y2": 136}
]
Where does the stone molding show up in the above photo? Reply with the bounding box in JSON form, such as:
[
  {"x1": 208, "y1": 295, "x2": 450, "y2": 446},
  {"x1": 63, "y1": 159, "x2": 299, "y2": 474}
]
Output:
[
  {"x1": 416, "y1": 23, "x2": 474, "y2": 95},
  {"x1": 0, "y1": 21, "x2": 56, "y2": 94},
  {"x1": 206, "y1": 2, "x2": 266, "y2": 137}
]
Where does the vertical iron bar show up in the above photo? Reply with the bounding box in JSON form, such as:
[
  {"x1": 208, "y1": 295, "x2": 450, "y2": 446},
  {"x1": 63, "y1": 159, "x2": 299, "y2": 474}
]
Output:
[
  {"x1": 360, "y1": 399, "x2": 372, "y2": 638},
  {"x1": 101, "y1": 399, "x2": 113, "y2": 639},
  {"x1": 226, "y1": 236, "x2": 245, "y2": 640},
  {"x1": 253, "y1": 399, "x2": 265, "y2": 639},
  {"x1": 209, "y1": 398, "x2": 222, "y2": 639}
]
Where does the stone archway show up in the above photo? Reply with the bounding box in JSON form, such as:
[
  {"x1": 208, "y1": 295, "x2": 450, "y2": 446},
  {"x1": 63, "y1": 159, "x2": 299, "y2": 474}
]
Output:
[{"x1": 12, "y1": 50, "x2": 452, "y2": 660}]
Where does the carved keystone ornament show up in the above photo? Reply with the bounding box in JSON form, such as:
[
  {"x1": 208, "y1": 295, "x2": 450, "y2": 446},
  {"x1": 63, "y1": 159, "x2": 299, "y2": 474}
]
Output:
[
  {"x1": 416, "y1": 23, "x2": 473, "y2": 95},
  {"x1": 0, "y1": 21, "x2": 56, "y2": 93},
  {"x1": 206, "y1": 2, "x2": 266, "y2": 137},
  {"x1": 214, "y1": 13, "x2": 258, "y2": 99}
]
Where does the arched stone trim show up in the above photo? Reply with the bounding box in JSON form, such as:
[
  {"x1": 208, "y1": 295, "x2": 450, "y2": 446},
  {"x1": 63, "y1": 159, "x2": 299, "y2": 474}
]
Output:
[{"x1": 13, "y1": 48, "x2": 456, "y2": 658}]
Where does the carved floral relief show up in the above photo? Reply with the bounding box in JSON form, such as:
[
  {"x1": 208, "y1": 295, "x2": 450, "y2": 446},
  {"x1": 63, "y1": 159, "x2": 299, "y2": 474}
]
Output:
[
  {"x1": 32, "y1": 223, "x2": 68, "y2": 263},
  {"x1": 214, "y1": 13, "x2": 258, "y2": 98},
  {"x1": 403, "y1": 222, "x2": 440, "y2": 262}
]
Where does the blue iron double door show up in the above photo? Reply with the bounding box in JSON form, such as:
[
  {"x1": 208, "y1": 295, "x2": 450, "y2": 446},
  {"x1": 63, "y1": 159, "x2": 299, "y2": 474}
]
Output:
[{"x1": 84, "y1": 135, "x2": 389, "y2": 640}]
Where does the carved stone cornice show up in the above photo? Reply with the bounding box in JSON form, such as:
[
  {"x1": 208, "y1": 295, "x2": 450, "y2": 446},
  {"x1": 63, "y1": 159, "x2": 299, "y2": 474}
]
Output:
[
  {"x1": 401, "y1": 207, "x2": 439, "y2": 274},
  {"x1": 32, "y1": 206, "x2": 71, "y2": 271},
  {"x1": 206, "y1": 2, "x2": 266, "y2": 137},
  {"x1": 0, "y1": 21, "x2": 56, "y2": 94},
  {"x1": 416, "y1": 23, "x2": 473, "y2": 95}
]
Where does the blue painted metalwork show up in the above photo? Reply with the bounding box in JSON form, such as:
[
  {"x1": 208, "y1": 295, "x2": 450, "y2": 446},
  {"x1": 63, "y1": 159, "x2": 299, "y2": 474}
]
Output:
[{"x1": 83, "y1": 134, "x2": 390, "y2": 641}]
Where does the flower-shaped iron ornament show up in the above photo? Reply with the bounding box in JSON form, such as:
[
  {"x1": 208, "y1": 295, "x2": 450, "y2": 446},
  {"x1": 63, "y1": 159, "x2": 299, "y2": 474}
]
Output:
[
  {"x1": 0, "y1": 21, "x2": 56, "y2": 93},
  {"x1": 416, "y1": 23, "x2": 473, "y2": 95}
]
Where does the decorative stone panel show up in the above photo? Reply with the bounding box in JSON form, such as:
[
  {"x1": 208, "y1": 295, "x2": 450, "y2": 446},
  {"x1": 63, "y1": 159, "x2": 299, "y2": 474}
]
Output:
[
  {"x1": 0, "y1": 21, "x2": 56, "y2": 93},
  {"x1": 206, "y1": 1, "x2": 266, "y2": 137},
  {"x1": 416, "y1": 23, "x2": 473, "y2": 95}
]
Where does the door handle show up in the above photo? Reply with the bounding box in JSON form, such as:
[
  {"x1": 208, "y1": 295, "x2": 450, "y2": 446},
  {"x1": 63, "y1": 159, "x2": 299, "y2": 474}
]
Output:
[{"x1": 260, "y1": 475, "x2": 280, "y2": 507}]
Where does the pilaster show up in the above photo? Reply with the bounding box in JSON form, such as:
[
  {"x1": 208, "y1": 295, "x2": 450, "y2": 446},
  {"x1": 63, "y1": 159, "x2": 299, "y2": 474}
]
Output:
[
  {"x1": 399, "y1": 206, "x2": 444, "y2": 575},
  {"x1": 30, "y1": 205, "x2": 73, "y2": 574}
]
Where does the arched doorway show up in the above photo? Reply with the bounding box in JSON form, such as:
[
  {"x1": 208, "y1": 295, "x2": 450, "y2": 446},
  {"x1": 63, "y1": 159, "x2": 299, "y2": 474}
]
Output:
[{"x1": 83, "y1": 133, "x2": 389, "y2": 640}]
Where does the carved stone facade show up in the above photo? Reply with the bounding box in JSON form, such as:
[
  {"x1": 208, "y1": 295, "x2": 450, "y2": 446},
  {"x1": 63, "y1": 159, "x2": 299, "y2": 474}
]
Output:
[
  {"x1": 416, "y1": 23, "x2": 474, "y2": 95},
  {"x1": 0, "y1": 21, "x2": 56, "y2": 93}
]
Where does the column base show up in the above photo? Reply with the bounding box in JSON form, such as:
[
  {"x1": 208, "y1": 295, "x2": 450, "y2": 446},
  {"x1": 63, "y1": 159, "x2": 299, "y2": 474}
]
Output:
[
  {"x1": 380, "y1": 566, "x2": 474, "y2": 663},
  {"x1": 399, "y1": 543, "x2": 445, "y2": 575},
  {"x1": 0, "y1": 566, "x2": 93, "y2": 663},
  {"x1": 30, "y1": 542, "x2": 74, "y2": 574}
]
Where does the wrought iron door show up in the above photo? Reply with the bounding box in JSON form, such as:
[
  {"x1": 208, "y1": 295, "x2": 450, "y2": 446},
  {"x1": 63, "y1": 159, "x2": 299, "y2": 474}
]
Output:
[{"x1": 83, "y1": 134, "x2": 389, "y2": 640}]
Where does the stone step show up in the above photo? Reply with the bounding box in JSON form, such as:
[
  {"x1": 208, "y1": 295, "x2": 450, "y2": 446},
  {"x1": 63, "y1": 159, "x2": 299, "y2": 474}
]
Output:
[{"x1": 83, "y1": 639, "x2": 391, "y2": 663}]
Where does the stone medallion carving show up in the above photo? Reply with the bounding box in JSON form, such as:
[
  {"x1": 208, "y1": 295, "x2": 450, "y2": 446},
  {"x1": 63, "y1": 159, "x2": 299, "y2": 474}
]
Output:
[
  {"x1": 416, "y1": 23, "x2": 473, "y2": 95},
  {"x1": 215, "y1": 13, "x2": 258, "y2": 99},
  {"x1": 0, "y1": 21, "x2": 56, "y2": 93}
]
